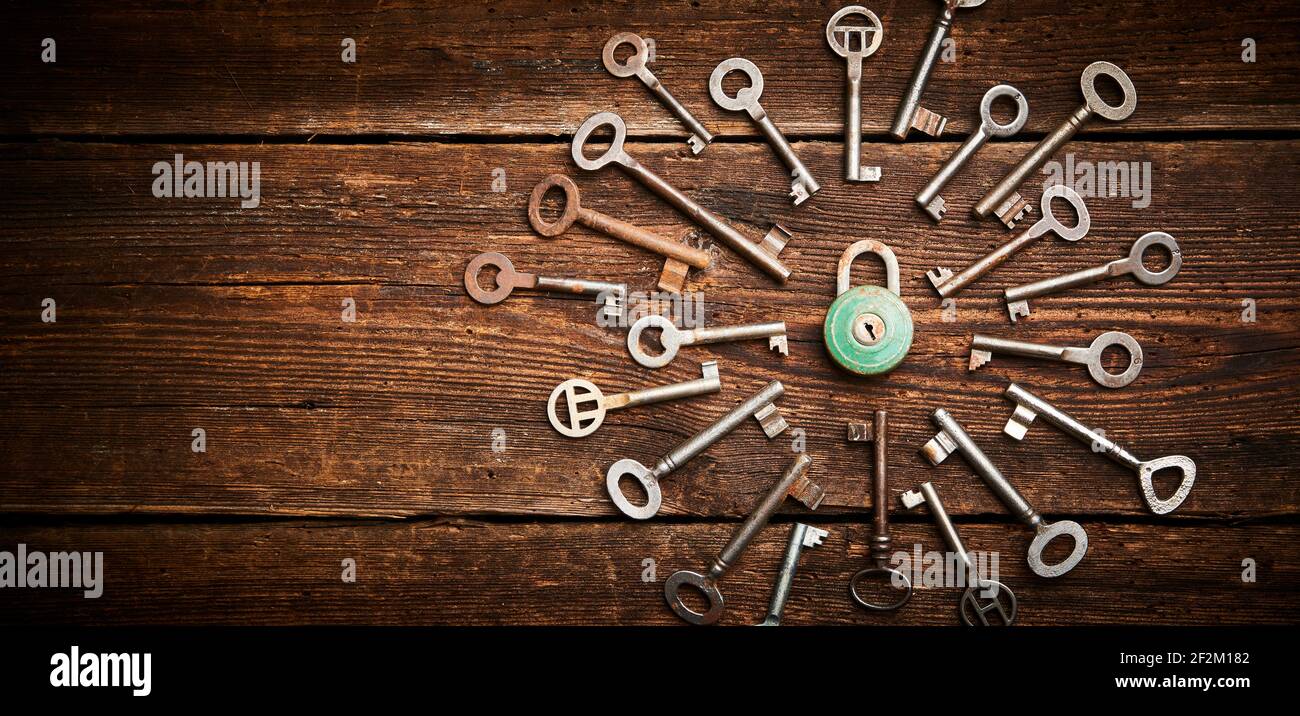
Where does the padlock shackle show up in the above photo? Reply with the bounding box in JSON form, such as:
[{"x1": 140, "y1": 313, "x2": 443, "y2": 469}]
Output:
[{"x1": 836, "y1": 240, "x2": 900, "y2": 296}]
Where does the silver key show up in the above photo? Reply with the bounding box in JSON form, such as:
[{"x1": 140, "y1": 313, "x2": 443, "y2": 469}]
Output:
[
  {"x1": 602, "y1": 32, "x2": 715, "y2": 155},
  {"x1": 626, "y1": 314, "x2": 787, "y2": 369},
  {"x1": 916, "y1": 84, "x2": 1029, "y2": 222},
  {"x1": 975, "y1": 61, "x2": 1138, "y2": 228},
  {"x1": 709, "y1": 58, "x2": 821, "y2": 205},
  {"x1": 757, "y1": 522, "x2": 829, "y2": 626},
  {"x1": 927, "y1": 184, "x2": 1090, "y2": 298},
  {"x1": 665, "y1": 454, "x2": 824, "y2": 625},
  {"x1": 900, "y1": 481, "x2": 1017, "y2": 626},
  {"x1": 826, "y1": 6, "x2": 884, "y2": 182},
  {"x1": 890, "y1": 0, "x2": 987, "y2": 140},
  {"x1": 464, "y1": 251, "x2": 625, "y2": 322},
  {"x1": 969, "y1": 330, "x2": 1143, "y2": 389},
  {"x1": 1005, "y1": 231, "x2": 1182, "y2": 322},
  {"x1": 606, "y1": 381, "x2": 815, "y2": 520},
  {"x1": 573, "y1": 111, "x2": 792, "y2": 282},
  {"x1": 921, "y1": 408, "x2": 1088, "y2": 578},
  {"x1": 546, "y1": 361, "x2": 721, "y2": 438},
  {"x1": 1002, "y1": 383, "x2": 1197, "y2": 514}
]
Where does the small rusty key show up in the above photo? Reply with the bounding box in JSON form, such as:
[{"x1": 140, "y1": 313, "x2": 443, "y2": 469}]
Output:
[
  {"x1": 464, "y1": 251, "x2": 626, "y2": 322},
  {"x1": 528, "y1": 174, "x2": 711, "y2": 293},
  {"x1": 602, "y1": 32, "x2": 715, "y2": 154},
  {"x1": 890, "y1": 0, "x2": 987, "y2": 140},
  {"x1": 665, "y1": 454, "x2": 823, "y2": 625},
  {"x1": 847, "y1": 411, "x2": 913, "y2": 611}
]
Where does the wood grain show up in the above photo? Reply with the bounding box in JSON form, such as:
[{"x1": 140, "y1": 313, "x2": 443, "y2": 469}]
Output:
[
  {"x1": 1, "y1": 0, "x2": 1296, "y2": 137},
  {"x1": 0, "y1": 520, "x2": 1291, "y2": 625}
]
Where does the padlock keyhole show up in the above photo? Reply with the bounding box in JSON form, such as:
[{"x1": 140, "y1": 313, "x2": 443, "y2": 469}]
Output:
[{"x1": 853, "y1": 313, "x2": 886, "y2": 346}]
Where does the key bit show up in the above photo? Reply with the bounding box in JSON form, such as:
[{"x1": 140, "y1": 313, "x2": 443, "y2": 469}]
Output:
[
  {"x1": 1002, "y1": 404, "x2": 1038, "y2": 441},
  {"x1": 968, "y1": 349, "x2": 992, "y2": 371},
  {"x1": 760, "y1": 224, "x2": 792, "y2": 258},
  {"x1": 923, "y1": 195, "x2": 947, "y2": 222},
  {"x1": 910, "y1": 106, "x2": 948, "y2": 137},
  {"x1": 1006, "y1": 299, "x2": 1031, "y2": 322},
  {"x1": 993, "y1": 192, "x2": 1033, "y2": 229},
  {"x1": 926, "y1": 266, "x2": 954, "y2": 289},
  {"x1": 658, "y1": 258, "x2": 691, "y2": 294},
  {"x1": 754, "y1": 402, "x2": 789, "y2": 439},
  {"x1": 788, "y1": 467, "x2": 826, "y2": 510},
  {"x1": 801, "y1": 525, "x2": 829, "y2": 547},
  {"x1": 900, "y1": 488, "x2": 926, "y2": 510},
  {"x1": 920, "y1": 430, "x2": 959, "y2": 466},
  {"x1": 687, "y1": 134, "x2": 708, "y2": 155},
  {"x1": 769, "y1": 335, "x2": 789, "y2": 356}
]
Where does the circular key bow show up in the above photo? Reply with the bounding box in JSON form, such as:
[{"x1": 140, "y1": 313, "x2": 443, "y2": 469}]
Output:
[{"x1": 547, "y1": 379, "x2": 607, "y2": 438}]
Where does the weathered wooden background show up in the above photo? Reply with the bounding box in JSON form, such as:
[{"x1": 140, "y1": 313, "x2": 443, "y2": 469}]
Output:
[{"x1": 0, "y1": 1, "x2": 1297, "y2": 625}]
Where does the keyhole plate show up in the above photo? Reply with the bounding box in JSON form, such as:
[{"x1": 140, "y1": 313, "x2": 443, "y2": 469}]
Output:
[{"x1": 824, "y1": 286, "x2": 912, "y2": 375}]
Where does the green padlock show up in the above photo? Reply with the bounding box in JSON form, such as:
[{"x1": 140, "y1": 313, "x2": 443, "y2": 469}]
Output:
[{"x1": 824, "y1": 240, "x2": 913, "y2": 375}]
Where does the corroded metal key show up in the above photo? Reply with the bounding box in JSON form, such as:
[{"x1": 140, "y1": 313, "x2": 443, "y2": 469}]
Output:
[
  {"x1": 572, "y1": 111, "x2": 793, "y2": 282},
  {"x1": 528, "y1": 174, "x2": 711, "y2": 293},
  {"x1": 928, "y1": 184, "x2": 1090, "y2": 298},
  {"x1": 900, "y1": 481, "x2": 1017, "y2": 626},
  {"x1": 891, "y1": 0, "x2": 987, "y2": 140},
  {"x1": 916, "y1": 84, "x2": 1028, "y2": 222},
  {"x1": 546, "y1": 361, "x2": 721, "y2": 438},
  {"x1": 464, "y1": 251, "x2": 625, "y2": 322},
  {"x1": 626, "y1": 314, "x2": 787, "y2": 369},
  {"x1": 758, "y1": 522, "x2": 829, "y2": 626},
  {"x1": 709, "y1": 58, "x2": 821, "y2": 205},
  {"x1": 847, "y1": 411, "x2": 913, "y2": 611},
  {"x1": 1005, "y1": 231, "x2": 1182, "y2": 322},
  {"x1": 1002, "y1": 383, "x2": 1197, "y2": 514},
  {"x1": 922, "y1": 408, "x2": 1088, "y2": 578},
  {"x1": 826, "y1": 6, "x2": 885, "y2": 182},
  {"x1": 665, "y1": 454, "x2": 824, "y2": 625},
  {"x1": 605, "y1": 381, "x2": 813, "y2": 520},
  {"x1": 975, "y1": 61, "x2": 1137, "y2": 227},
  {"x1": 969, "y1": 331, "x2": 1143, "y2": 389},
  {"x1": 602, "y1": 32, "x2": 715, "y2": 154}
]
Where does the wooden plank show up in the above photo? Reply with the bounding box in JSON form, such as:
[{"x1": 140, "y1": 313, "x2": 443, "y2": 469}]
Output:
[
  {"x1": 1, "y1": 1, "x2": 1296, "y2": 136},
  {"x1": 1, "y1": 141, "x2": 1296, "y2": 518},
  {"x1": 0, "y1": 520, "x2": 1292, "y2": 625}
]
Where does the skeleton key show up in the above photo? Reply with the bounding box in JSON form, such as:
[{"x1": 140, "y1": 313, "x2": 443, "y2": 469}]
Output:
[
  {"x1": 927, "y1": 184, "x2": 1090, "y2": 298},
  {"x1": 900, "y1": 481, "x2": 1017, "y2": 626},
  {"x1": 627, "y1": 314, "x2": 787, "y2": 369},
  {"x1": 847, "y1": 411, "x2": 913, "y2": 611},
  {"x1": 975, "y1": 61, "x2": 1138, "y2": 227},
  {"x1": 921, "y1": 408, "x2": 1088, "y2": 578},
  {"x1": 757, "y1": 522, "x2": 829, "y2": 626},
  {"x1": 969, "y1": 330, "x2": 1143, "y2": 389},
  {"x1": 572, "y1": 111, "x2": 792, "y2": 283},
  {"x1": 546, "y1": 361, "x2": 722, "y2": 438},
  {"x1": 665, "y1": 454, "x2": 823, "y2": 625},
  {"x1": 1005, "y1": 231, "x2": 1182, "y2": 322},
  {"x1": 464, "y1": 251, "x2": 625, "y2": 322},
  {"x1": 826, "y1": 6, "x2": 885, "y2": 182},
  {"x1": 890, "y1": 0, "x2": 987, "y2": 140},
  {"x1": 606, "y1": 380, "x2": 809, "y2": 520},
  {"x1": 916, "y1": 84, "x2": 1029, "y2": 222},
  {"x1": 1002, "y1": 383, "x2": 1197, "y2": 515},
  {"x1": 709, "y1": 58, "x2": 821, "y2": 205},
  {"x1": 603, "y1": 32, "x2": 715, "y2": 155},
  {"x1": 528, "y1": 174, "x2": 711, "y2": 294}
]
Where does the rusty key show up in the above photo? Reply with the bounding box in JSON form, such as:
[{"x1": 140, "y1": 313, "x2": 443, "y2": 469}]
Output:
[{"x1": 847, "y1": 411, "x2": 913, "y2": 611}]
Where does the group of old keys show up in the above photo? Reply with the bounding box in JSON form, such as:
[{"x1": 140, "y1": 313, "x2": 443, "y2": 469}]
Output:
[{"x1": 458, "y1": 4, "x2": 1199, "y2": 624}]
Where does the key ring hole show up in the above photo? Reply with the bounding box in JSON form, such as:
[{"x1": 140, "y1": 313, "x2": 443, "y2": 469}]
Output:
[
  {"x1": 571, "y1": 112, "x2": 627, "y2": 171},
  {"x1": 527, "y1": 174, "x2": 580, "y2": 237},
  {"x1": 626, "y1": 314, "x2": 678, "y2": 368},
  {"x1": 825, "y1": 7, "x2": 883, "y2": 58},
  {"x1": 959, "y1": 580, "x2": 1017, "y2": 626},
  {"x1": 1131, "y1": 232, "x2": 1182, "y2": 285},
  {"x1": 1081, "y1": 61, "x2": 1137, "y2": 121},
  {"x1": 546, "y1": 379, "x2": 605, "y2": 438},
  {"x1": 982, "y1": 84, "x2": 1028, "y2": 137},
  {"x1": 1027, "y1": 521, "x2": 1088, "y2": 578},
  {"x1": 463, "y1": 252, "x2": 514, "y2": 305},
  {"x1": 708, "y1": 58, "x2": 763, "y2": 112},
  {"x1": 1039, "y1": 185, "x2": 1091, "y2": 241},
  {"x1": 606, "y1": 458, "x2": 662, "y2": 519},
  {"x1": 602, "y1": 32, "x2": 647, "y2": 77},
  {"x1": 664, "y1": 571, "x2": 724, "y2": 625},
  {"x1": 1088, "y1": 331, "x2": 1142, "y2": 387},
  {"x1": 850, "y1": 567, "x2": 913, "y2": 611},
  {"x1": 1139, "y1": 455, "x2": 1196, "y2": 515}
]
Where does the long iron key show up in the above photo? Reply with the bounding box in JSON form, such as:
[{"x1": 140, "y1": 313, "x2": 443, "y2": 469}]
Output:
[
  {"x1": 928, "y1": 184, "x2": 1090, "y2": 298},
  {"x1": 900, "y1": 481, "x2": 1017, "y2": 626},
  {"x1": 847, "y1": 411, "x2": 913, "y2": 611},
  {"x1": 627, "y1": 314, "x2": 787, "y2": 369},
  {"x1": 758, "y1": 522, "x2": 829, "y2": 626},
  {"x1": 665, "y1": 454, "x2": 823, "y2": 625},
  {"x1": 528, "y1": 174, "x2": 711, "y2": 294},
  {"x1": 921, "y1": 408, "x2": 1088, "y2": 578},
  {"x1": 602, "y1": 32, "x2": 715, "y2": 154},
  {"x1": 1002, "y1": 383, "x2": 1197, "y2": 514},
  {"x1": 975, "y1": 61, "x2": 1137, "y2": 227},
  {"x1": 1005, "y1": 231, "x2": 1182, "y2": 322},
  {"x1": 606, "y1": 381, "x2": 819, "y2": 520},
  {"x1": 709, "y1": 58, "x2": 821, "y2": 205},
  {"x1": 916, "y1": 84, "x2": 1028, "y2": 222},
  {"x1": 826, "y1": 6, "x2": 885, "y2": 182},
  {"x1": 547, "y1": 361, "x2": 722, "y2": 438},
  {"x1": 464, "y1": 251, "x2": 625, "y2": 322},
  {"x1": 573, "y1": 111, "x2": 793, "y2": 282},
  {"x1": 890, "y1": 0, "x2": 987, "y2": 140},
  {"x1": 969, "y1": 331, "x2": 1143, "y2": 389}
]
